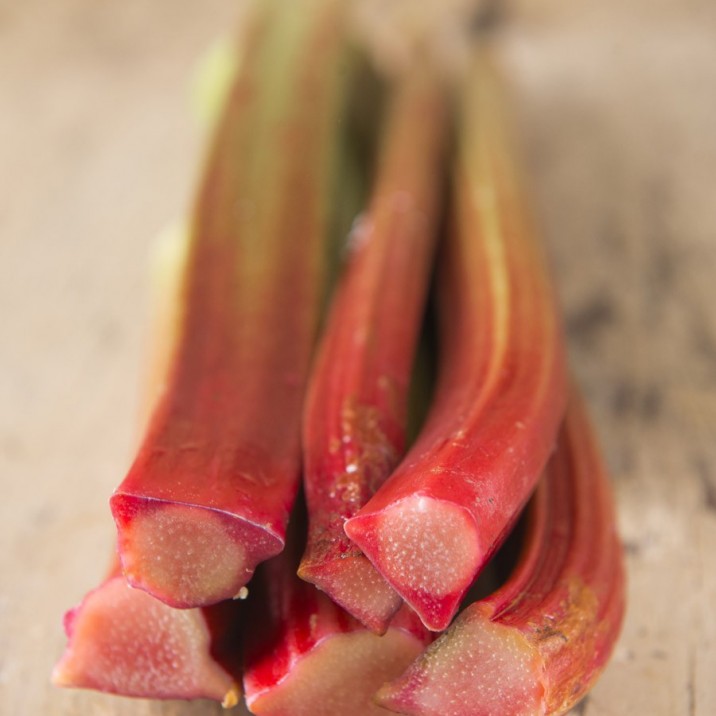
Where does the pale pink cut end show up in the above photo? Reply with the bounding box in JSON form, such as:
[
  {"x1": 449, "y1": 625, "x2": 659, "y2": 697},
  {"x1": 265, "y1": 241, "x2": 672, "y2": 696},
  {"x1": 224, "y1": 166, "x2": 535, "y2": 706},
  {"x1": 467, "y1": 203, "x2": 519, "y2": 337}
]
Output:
[
  {"x1": 345, "y1": 495, "x2": 481, "y2": 630},
  {"x1": 299, "y1": 554, "x2": 402, "y2": 634},
  {"x1": 246, "y1": 629, "x2": 424, "y2": 716},
  {"x1": 52, "y1": 576, "x2": 239, "y2": 704},
  {"x1": 113, "y1": 498, "x2": 282, "y2": 608},
  {"x1": 377, "y1": 609, "x2": 544, "y2": 716}
]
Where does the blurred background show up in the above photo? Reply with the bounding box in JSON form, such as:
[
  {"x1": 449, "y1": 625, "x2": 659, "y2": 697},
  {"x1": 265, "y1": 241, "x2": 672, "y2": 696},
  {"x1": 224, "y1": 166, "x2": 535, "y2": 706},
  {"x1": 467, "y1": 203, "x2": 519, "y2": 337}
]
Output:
[{"x1": 1, "y1": 0, "x2": 715, "y2": 714}]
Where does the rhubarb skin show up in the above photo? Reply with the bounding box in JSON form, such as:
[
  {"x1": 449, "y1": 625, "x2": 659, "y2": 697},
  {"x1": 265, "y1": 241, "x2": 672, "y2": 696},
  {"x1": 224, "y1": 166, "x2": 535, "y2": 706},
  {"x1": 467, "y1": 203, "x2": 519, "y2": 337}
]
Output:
[
  {"x1": 298, "y1": 65, "x2": 449, "y2": 634},
  {"x1": 376, "y1": 391, "x2": 626, "y2": 716},
  {"x1": 244, "y1": 522, "x2": 433, "y2": 716},
  {"x1": 110, "y1": 0, "x2": 353, "y2": 609},
  {"x1": 345, "y1": 51, "x2": 568, "y2": 631},
  {"x1": 52, "y1": 561, "x2": 243, "y2": 707}
]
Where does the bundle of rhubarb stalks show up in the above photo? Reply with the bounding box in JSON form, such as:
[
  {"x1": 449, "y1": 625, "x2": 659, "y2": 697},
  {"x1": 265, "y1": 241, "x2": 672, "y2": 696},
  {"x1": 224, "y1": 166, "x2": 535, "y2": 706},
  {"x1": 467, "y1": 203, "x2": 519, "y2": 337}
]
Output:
[{"x1": 52, "y1": 1, "x2": 625, "y2": 715}]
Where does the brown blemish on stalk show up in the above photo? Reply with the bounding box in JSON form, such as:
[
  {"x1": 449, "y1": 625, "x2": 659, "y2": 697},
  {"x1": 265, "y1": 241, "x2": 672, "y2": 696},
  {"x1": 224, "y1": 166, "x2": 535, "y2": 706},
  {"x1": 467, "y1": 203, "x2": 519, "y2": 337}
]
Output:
[
  {"x1": 528, "y1": 577, "x2": 600, "y2": 714},
  {"x1": 533, "y1": 623, "x2": 569, "y2": 644},
  {"x1": 302, "y1": 395, "x2": 401, "y2": 571},
  {"x1": 336, "y1": 396, "x2": 399, "y2": 505},
  {"x1": 301, "y1": 533, "x2": 359, "y2": 565}
]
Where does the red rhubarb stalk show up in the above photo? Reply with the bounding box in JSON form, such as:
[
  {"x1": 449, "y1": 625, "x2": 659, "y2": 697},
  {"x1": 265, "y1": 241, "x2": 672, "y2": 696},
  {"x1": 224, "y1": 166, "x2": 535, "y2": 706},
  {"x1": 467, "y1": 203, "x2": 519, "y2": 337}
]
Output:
[
  {"x1": 52, "y1": 560, "x2": 243, "y2": 706},
  {"x1": 345, "y1": 50, "x2": 568, "y2": 631},
  {"x1": 55, "y1": 225, "x2": 244, "y2": 706},
  {"x1": 376, "y1": 390, "x2": 626, "y2": 716},
  {"x1": 298, "y1": 65, "x2": 449, "y2": 633},
  {"x1": 244, "y1": 520, "x2": 433, "y2": 716},
  {"x1": 110, "y1": 0, "x2": 353, "y2": 608}
]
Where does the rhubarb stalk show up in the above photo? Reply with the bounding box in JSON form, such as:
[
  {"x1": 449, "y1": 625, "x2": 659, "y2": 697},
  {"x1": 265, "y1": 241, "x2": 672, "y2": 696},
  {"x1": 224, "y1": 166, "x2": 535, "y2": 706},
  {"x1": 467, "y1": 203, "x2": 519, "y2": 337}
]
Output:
[
  {"x1": 244, "y1": 516, "x2": 433, "y2": 716},
  {"x1": 110, "y1": 0, "x2": 354, "y2": 608},
  {"x1": 298, "y1": 65, "x2": 449, "y2": 633},
  {"x1": 54, "y1": 225, "x2": 244, "y2": 706},
  {"x1": 52, "y1": 560, "x2": 243, "y2": 706},
  {"x1": 344, "y1": 50, "x2": 568, "y2": 631},
  {"x1": 377, "y1": 390, "x2": 626, "y2": 716}
]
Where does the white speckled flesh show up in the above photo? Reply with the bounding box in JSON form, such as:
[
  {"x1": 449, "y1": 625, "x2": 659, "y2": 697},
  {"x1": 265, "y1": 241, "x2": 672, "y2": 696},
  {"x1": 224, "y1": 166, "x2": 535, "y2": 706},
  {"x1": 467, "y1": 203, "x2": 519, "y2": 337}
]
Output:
[
  {"x1": 379, "y1": 610, "x2": 543, "y2": 716},
  {"x1": 52, "y1": 577, "x2": 235, "y2": 701},
  {"x1": 374, "y1": 496, "x2": 479, "y2": 598},
  {"x1": 247, "y1": 629, "x2": 423, "y2": 716},
  {"x1": 304, "y1": 555, "x2": 402, "y2": 633},
  {"x1": 120, "y1": 502, "x2": 254, "y2": 607}
]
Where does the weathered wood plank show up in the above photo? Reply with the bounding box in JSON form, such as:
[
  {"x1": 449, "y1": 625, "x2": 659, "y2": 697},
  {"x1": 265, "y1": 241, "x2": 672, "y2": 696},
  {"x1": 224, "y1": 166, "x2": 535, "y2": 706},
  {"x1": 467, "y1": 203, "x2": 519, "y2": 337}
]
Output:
[{"x1": 1, "y1": 1, "x2": 714, "y2": 714}]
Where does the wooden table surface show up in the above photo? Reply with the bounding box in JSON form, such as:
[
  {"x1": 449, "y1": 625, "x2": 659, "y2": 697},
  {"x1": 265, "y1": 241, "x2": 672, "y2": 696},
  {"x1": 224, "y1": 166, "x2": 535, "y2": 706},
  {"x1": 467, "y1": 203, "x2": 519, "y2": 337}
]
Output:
[{"x1": 1, "y1": 1, "x2": 715, "y2": 714}]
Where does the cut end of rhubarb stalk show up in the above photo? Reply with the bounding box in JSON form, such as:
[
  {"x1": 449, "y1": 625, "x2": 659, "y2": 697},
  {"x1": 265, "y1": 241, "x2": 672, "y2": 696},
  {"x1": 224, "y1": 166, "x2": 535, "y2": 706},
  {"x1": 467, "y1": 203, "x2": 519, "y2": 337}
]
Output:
[
  {"x1": 298, "y1": 554, "x2": 402, "y2": 634},
  {"x1": 345, "y1": 495, "x2": 481, "y2": 631},
  {"x1": 111, "y1": 495, "x2": 283, "y2": 608},
  {"x1": 246, "y1": 629, "x2": 423, "y2": 716},
  {"x1": 52, "y1": 576, "x2": 240, "y2": 704},
  {"x1": 377, "y1": 606, "x2": 544, "y2": 716}
]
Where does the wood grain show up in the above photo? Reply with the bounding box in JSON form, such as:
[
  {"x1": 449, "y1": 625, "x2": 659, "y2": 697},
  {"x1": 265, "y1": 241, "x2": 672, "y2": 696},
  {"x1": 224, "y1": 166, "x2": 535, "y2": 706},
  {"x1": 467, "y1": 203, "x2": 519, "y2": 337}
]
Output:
[{"x1": 0, "y1": 1, "x2": 714, "y2": 714}]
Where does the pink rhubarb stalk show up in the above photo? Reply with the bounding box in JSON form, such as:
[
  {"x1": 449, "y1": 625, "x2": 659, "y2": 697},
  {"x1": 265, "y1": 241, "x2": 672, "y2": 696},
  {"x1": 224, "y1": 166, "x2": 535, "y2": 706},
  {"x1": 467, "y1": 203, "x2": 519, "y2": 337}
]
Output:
[
  {"x1": 244, "y1": 524, "x2": 433, "y2": 716},
  {"x1": 110, "y1": 0, "x2": 352, "y2": 608},
  {"x1": 298, "y1": 65, "x2": 449, "y2": 633},
  {"x1": 377, "y1": 390, "x2": 626, "y2": 716},
  {"x1": 52, "y1": 560, "x2": 243, "y2": 706},
  {"x1": 345, "y1": 51, "x2": 568, "y2": 631}
]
